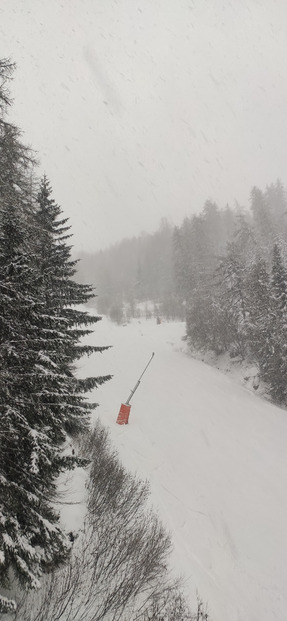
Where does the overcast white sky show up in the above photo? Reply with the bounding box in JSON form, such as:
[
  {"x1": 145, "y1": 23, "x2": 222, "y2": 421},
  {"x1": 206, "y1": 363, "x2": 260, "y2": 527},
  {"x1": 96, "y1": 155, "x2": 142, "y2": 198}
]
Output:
[{"x1": 1, "y1": 0, "x2": 287, "y2": 252}]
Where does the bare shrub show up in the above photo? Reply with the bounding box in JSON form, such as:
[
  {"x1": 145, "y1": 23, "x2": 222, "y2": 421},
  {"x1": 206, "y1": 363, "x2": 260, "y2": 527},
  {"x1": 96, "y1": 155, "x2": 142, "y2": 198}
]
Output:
[{"x1": 13, "y1": 420, "x2": 207, "y2": 621}]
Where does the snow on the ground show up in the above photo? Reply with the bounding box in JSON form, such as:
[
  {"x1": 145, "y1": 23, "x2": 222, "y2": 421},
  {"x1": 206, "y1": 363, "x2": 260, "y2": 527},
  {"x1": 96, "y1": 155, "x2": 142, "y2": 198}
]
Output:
[
  {"x1": 191, "y1": 348, "x2": 263, "y2": 397},
  {"x1": 57, "y1": 465, "x2": 88, "y2": 534},
  {"x1": 77, "y1": 316, "x2": 287, "y2": 621}
]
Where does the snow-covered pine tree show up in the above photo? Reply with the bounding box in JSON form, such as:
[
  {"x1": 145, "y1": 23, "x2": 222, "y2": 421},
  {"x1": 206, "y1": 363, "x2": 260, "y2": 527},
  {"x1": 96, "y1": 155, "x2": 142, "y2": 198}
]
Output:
[
  {"x1": 0, "y1": 61, "x2": 111, "y2": 612},
  {"x1": 0, "y1": 58, "x2": 14, "y2": 115},
  {"x1": 186, "y1": 278, "x2": 227, "y2": 354},
  {"x1": 0, "y1": 194, "x2": 71, "y2": 614},
  {"x1": 245, "y1": 254, "x2": 272, "y2": 370},
  {"x1": 34, "y1": 175, "x2": 112, "y2": 435},
  {"x1": 265, "y1": 180, "x2": 287, "y2": 242},
  {"x1": 214, "y1": 241, "x2": 249, "y2": 357},
  {"x1": 213, "y1": 217, "x2": 257, "y2": 358},
  {"x1": 173, "y1": 225, "x2": 190, "y2": 306},
  {"x1": 271, "y1": 243, "x2": 287, "y2": 318},
  {"x1": 260, "y1": 243, "x2": 287, "y2": 403},
  {"x1": 250, "y1": 186, "x2": 275, "y2": 257},
  {"x1": 1, "y1": 62, "x2": 60, "y2": 612}
]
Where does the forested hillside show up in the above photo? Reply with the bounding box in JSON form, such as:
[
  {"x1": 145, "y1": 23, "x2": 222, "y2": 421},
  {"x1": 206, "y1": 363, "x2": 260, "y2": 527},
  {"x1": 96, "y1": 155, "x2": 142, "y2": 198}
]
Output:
[
  {"x1": 183, "y1": 184, "x2": 287, "y2": 405},
  {"x1": 76, "y1": 217, "x2": 179, "y2": 321},
  {"x1": 77, "y1": 183, "x2": 287, "y2": 405}
]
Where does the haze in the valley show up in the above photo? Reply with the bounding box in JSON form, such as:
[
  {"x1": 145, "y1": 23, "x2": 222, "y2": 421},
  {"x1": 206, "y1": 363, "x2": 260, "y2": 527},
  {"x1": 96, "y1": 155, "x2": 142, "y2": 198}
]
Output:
[{"x1": 0, "y1": 0, "x2": 286, "y2": 251}]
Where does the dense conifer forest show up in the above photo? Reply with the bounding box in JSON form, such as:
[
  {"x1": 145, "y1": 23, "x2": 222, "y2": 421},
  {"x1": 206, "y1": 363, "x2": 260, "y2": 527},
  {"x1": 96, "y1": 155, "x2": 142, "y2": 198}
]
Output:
[{"x1": 77, "y1": 184, "x2": 287, "y2": 406}]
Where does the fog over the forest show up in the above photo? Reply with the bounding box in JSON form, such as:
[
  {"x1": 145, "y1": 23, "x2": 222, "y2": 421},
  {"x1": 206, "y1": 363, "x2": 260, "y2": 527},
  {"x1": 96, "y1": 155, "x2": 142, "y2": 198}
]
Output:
[{"x1": 0, "y1": 0, "x2": 286, "y2": 251}]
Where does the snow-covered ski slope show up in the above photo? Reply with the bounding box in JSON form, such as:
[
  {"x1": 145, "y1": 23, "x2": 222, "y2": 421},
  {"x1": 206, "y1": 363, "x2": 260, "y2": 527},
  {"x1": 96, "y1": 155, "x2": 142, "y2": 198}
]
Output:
[{"x1": 79, "y1": 317, "x2": 287, "y2": 621}]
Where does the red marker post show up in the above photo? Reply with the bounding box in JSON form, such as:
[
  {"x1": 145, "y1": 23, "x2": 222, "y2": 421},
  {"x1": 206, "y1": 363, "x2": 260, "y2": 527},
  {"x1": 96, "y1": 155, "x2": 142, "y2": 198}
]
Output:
[{"x1": 116, "y1": 352, "x2": 155, "y2": 424}]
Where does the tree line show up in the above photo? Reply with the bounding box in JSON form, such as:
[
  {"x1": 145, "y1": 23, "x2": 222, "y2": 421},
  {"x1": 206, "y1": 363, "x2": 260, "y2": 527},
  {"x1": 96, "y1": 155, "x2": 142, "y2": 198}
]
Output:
[
  {"x1": 181, "y1": 185, "x2": 287, "y2": 405},
  {"x1": 76, "y1": 218, "x2": 180, "y2": 322},
  {"x1": 78, "y1": 181, "x2": 287, "y2": 405}
]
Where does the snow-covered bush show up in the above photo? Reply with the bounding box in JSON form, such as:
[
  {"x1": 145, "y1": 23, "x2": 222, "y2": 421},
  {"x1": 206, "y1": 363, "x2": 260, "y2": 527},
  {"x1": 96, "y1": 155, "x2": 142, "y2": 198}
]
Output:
[{"x1": 13, "y1": 421, "x2": 204, "y2": 621}]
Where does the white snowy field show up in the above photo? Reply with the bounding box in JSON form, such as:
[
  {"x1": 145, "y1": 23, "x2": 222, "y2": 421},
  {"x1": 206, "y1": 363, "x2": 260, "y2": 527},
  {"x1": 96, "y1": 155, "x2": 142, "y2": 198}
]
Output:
[{"x1": 77, "y1": 316, "x2": 287, "y2": 621}]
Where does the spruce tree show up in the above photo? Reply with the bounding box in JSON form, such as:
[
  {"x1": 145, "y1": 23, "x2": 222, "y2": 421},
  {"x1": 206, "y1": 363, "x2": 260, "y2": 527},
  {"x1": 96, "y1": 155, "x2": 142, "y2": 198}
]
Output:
[
  {"x1": 250, "y1": 186, "x2": 275, "y2": 256},
  {"x1": 215, "y1": 242, "x2": 249, "y2": 356},
  {"x1": 271, "y1": 243, "x2": 287, "y2": 317},
  {"x1": 265, "y1": 180, "x2": 287, "y2": 241},
  {"x1": 0, "y1": 199, "x2": 71, "y2": 613},
  {"x1": 34, "y1": 175, "x2": 111, "y2": 434},
  {"x1": 245, "y1": 254, "x2": 272, "y2": 368},
  {"x1": 261, "y1": 243, "x2": 287, "y2": 403},
  {"x1": 0, "y1": 62, "x2": 111, "y2": 613},
  {"x1": 173, "y1": 226, "x2": 190, "y2": 306},
  {"x1": 250, "y1": 243, "x2": 287, "y2": 403}
]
